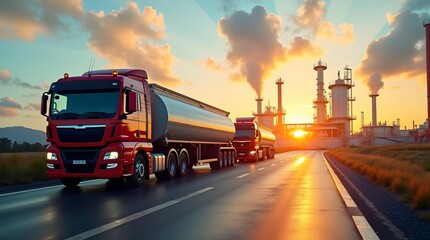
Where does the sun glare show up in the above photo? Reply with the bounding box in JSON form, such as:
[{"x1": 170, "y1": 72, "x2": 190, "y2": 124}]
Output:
[{"x1": 293, "y1": 129, "x2": 305, "y2": 138}]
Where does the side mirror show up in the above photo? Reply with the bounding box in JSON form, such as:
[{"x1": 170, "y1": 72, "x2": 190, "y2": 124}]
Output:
[
  {"x1": 126, "y1": 91, "x2": 138, "y2": 113},
  {"x1": 41, "y1": 93, "x2": 48, "y2": 116}
]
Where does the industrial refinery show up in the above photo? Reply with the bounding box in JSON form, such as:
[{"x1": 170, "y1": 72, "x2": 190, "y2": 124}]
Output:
[{"x1": 253, "y1": 57, "x2": 429, "y2": 149}]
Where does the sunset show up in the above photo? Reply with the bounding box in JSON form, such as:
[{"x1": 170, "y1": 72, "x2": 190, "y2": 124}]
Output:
[
  {"x1": 0, "y1": 0, "x2": 428, "y2": 132},
  {"x1": 1, "y1": 1, "x2": 430, "y2": 240}
]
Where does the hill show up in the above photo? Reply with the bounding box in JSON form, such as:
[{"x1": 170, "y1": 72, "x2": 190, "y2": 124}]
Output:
[{"x1": 0, "y1": 126, "x2": 46, "y2": 144}]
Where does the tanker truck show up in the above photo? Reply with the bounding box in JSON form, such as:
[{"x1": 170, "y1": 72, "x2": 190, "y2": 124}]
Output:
[
  {"x1": 232, "y1": 117, "x2": 275, "y2": 162},
  {"x1": 40, "y1": 69, "x2": 236, "y2": 187}
]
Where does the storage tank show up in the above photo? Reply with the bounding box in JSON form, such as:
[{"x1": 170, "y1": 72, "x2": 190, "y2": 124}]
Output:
[
  {"x1": 150, "y1": 84, "x2": 235, "y2": 144},
  {"x1": 259, "y1": 126, "x2": 276, "y2": 146}
]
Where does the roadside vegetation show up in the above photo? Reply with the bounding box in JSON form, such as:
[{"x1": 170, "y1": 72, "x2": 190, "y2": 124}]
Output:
[
  {"x1": 327, "y1": 144, "x2": 430, "y2": 221},
  {"x1": 0, "y1": 152, "x2": 47, "y2": 185}
]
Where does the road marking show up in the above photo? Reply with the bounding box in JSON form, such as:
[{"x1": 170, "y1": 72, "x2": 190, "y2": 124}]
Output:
[
  {"x1": 65, "y1": 187, "x2": 214, "y2": 240},
  {"x1": 280, "y1": 160, "x2": 284, "y2": 163},
  {"x1": 236, "y1": 173, "x2": 250, "y2": 179},
  {"x1": 0, "y1": 179, "x2": 104, "y2": 197},
  {"x1": 322, "y1": 153, "x2": 380, "y2": 240},
  {"x1": 257, "y1": 167, "x2": 265, "y2": 171},
  {"x1": 270, "y1": 163, "x2": 276, "y2": 167}
]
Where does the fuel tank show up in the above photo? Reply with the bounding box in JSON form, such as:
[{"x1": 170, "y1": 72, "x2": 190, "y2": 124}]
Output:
[
  {"x1": 259, "y1": 126, "x2": 276, "y2": 146},
  {"x1": 150, "y1": 84, "x2": 235, "y2": 144}
]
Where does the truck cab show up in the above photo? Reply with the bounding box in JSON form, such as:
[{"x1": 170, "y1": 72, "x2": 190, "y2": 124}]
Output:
[{"x1": 232, "y1": 117, "x2": 275, "y2": 162}]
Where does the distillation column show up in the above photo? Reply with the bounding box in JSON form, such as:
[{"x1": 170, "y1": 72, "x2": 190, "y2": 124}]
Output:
[{"x1": 313, "y1": 59, "x2": 328, "y2": 123}]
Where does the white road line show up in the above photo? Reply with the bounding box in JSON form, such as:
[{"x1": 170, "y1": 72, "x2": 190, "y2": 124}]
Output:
[
  {"x1": 322, "y1": 153, "x2": 380, "y2": 240},
  {"x1": 0, "y1": 180, "x2": 105, "y2": 197},
  {"x1": 65, "y1": 187, "x2": 214, "y2": 240},
  {"x1": 236, "y1": 173, "x2": 250, "y2": 179},
  {"x1": 270, "y1": 163, "x2": 276, "y2": 166},
  {"x1": 257, "y1": 167, "x2": 265, "y2": 171},
  {"x1": 280, "y1": 160, "x2": 284, "y2": 163}
]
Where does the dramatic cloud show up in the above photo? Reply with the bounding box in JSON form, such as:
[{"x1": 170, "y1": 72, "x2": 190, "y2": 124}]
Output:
[
  {"x1": 0, "y1": 97, "x2": 22, "y2": 117},
  {"x1": 25, "y1": 103, "x2": 40, "y2": 111},
  {"x1": 357, "y1": 10, "x2": 429, "y2": 79},
  {"x1": 0, "y1": 68, "x2": 42, "y2": 90},
  {"x1": 365, "y1": 72, "x2": 384, "y2": 94},
  {"x1": 85, "y1": 3, "x2": 180, "y2": 84},
  {"x1": 218, "y1": 6, "x2": 286, "y2": 97},
  {"x1": 292, "y1": 0, "x2": 354, "y2": 44},
  {"x1": 0, "y1": 0, "x2": 83, "y2": 40}
]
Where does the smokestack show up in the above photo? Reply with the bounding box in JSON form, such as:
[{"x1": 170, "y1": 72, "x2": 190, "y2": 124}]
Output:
[
  {"x1": 256, "y1": 97, "x2": 263, "y2": 115},
  {"x1": 424, "y1": 19, "x2": 430, "y2": 140},
  {"x1": 369, "y1": 93, "x2": 378, "y2": 126},
  {"x1": 313, "y1": 59, "x2": 328, "y2": 123},
  {"x1": 276, "y1": 77, "x2": 284, "y2": 125}
]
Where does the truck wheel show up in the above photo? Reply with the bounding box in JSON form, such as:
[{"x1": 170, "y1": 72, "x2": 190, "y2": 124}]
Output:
[
  {"x1": 227, "y1": 151, "x2": 232, "y2": 167},
  {"x1": 126, "y1": 154, "x2": 146, "y2": 187},
  {"x1": 223, "y1": 151, "x2": 228, "y2": 168},
  {"x1": 166, "y1": 150, "x2": 178, "y2": 179},
  {"x1": 218, "y1": 151, "x2": 224, "y2": 168},
  {"x1": 61, "y1": 178, "x2": 81, "y2": 188},
  {"x1": 176, "y1": 149, "x2": 189, "y2": 177},
  {"x1": 231, "y1": 151, "x2": 236, "y2": 166}
]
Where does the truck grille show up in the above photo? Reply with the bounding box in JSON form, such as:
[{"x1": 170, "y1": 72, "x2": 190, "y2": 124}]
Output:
[
  {"x1": 57, "y1": 125, "x2": 106, "y2": 143},
  {"x1": 60, "y1": 149, "x2": 100, "y2": 173}
]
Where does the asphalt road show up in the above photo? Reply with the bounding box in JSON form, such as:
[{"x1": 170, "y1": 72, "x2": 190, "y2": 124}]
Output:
[{"x1": 0, "y1": 151, "x2": 362, "y2": 240}]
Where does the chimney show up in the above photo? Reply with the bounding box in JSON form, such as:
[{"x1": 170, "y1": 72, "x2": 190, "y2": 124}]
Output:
[
  {"x1": 276, "y1": 77, "x2": 284, "y2": 125},
  {"x1": 369, "y1": 93, "x2": 378, "y2": 126},
  {"x1": 256, "y1": 97, "x2": 263, "y2": 115},
  {"x1": 424, "y1": 19, "x2": 430, "y2": 140}
]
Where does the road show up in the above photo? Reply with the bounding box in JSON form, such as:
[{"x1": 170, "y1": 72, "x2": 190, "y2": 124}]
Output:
[{"x1": 0, "y1": 151, "x2": 363, "y2": 240}]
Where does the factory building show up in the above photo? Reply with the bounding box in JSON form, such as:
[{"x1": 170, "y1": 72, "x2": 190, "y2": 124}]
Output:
[{"x1": 253, "y1": 59, "x2": 422, "y2": 150}]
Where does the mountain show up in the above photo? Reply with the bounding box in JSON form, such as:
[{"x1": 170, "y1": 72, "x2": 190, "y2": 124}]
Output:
[{"x1": 0, "y1": 126, "x2": 46, "y2": 144}]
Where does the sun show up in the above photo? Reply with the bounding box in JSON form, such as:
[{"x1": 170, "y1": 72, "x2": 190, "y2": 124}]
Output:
[{"x1": 293, "y1": 129, "x2": 305, "y2": 138}]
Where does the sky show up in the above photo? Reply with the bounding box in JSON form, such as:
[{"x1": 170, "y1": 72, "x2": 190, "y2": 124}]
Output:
[{"x1": 0, "y1": 0, "x2": 429, "y2": 132}]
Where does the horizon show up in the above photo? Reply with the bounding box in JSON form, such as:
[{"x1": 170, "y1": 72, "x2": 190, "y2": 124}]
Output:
[{"x1": 1, "y1": 0, "x2": 429, "y2": 132}]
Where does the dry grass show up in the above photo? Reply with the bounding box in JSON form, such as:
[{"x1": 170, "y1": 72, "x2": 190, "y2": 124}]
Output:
[
  {"x1": 328, "y1": 144, "x2": 430, "y2": 210},
  {"x1": 0, "y1": 152, "x2": 47, "y2": 185}
]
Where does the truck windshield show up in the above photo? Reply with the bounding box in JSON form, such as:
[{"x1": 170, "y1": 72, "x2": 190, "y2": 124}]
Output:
[
  {"x1": 234, "y1": 129, "x2": 255, "y2": 138},
  {"x1": 50, "y1": 91, "x2": 119, "y2": 120}
]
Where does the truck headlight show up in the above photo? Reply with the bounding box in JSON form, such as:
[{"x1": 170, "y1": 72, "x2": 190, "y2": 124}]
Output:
[
  {"x1": 47, "y1": 152, "x2": 57, "y2": 160},
  {"x1": 249, "y1": 151, "x2": 256, "y2": 156},
  {"x1": 103, "y1": 151, "x2": 119, "y2": 160}
]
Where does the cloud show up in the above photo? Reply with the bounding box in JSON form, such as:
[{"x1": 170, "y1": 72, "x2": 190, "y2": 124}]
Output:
[
  {"x1": 287, "y1": 36, "x2": 323, "y2": 57},
  {"x1": 204, "y1": 57, "x2": 223, "y2": 72},
  {"x1": 84, "y1": 3, "x2": 180, "y2": 85},
  {"x1": 218, "y1": 5, "x2": 286, "y2": 97},
  {"x1": 0, "y1": 97, "x2": 22, "y2": 117},
  {"x1": 0, "y1": 0, "x2": 83, "y2": 41},
  {"x1": 0, "y1": 68, "x2": 42, "y2": 90},
  {"x1": 25, "y1": 103, "x2": 40, "y2": 111},
  {"x1": 0, "y1": 68, "x2": 12, "y2": 81},
  {"x1": 357, "y1": 10, "x2": 429, "y2": 79},
  {"x1": 291, "y1": 0, "x2": 354, "y2": 44}
]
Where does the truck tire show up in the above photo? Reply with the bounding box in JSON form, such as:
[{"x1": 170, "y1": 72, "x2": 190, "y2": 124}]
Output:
[
  {"x1": 223, "y1": 151, "x2": 228, "y2": 168},
  {"x1": 176, "y1": 149, "x2": 189, "y2": 177},
  {"x1": 126, "y1": 153, "x2": 147, "y2": 187},
  {"x1": 218, "y1": 151, "x2": 224, "y2": 168},
  {"x1": 231, "y1": 151, "x2": 236, "y2": 166},
  {"x1": 61, "y1": 178, "x2": 81, "y2": 188},
  {"x1": 166, "y1": 149, "x2": 178, "y2": 179}
]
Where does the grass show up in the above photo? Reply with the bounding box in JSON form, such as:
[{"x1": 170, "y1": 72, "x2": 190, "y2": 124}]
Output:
[
  {"x1": 328, "y1": 144, "x2": 430, "y2": 215},
  {"x1": 0, "y1": 152, "x2": 48, "y2": 185}
]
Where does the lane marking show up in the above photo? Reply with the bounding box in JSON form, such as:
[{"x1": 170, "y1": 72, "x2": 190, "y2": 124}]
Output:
[
  {"x1": 280, "y1": 160, "x2": 284, "y2": 163},
  {"x1": 0, "y1": 180, "x2": 105, "y2": 197},
  {"x1": 236, "y1": 173, "x2": 250, "y2": 179},
  {"x1": 65, "y1": 187, "x2": 214, "y2": 240},
  {"x1": 257, "y1": 167, "x2": 265, "y2": 171},
  {"x1": 322, "y1": 153, "x2": 380, "y2": 240},
  {"x1": 270, "y1": 163, "x2": 276, "y2": 167}
]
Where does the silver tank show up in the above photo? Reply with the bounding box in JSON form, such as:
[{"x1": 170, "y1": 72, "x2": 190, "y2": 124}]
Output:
[
  {"x1": 150, "y1": 84, "x2": 235, "y2": 144},
  {"x1": 259, "y1": 126, "x2": 276, "y2": 146}
]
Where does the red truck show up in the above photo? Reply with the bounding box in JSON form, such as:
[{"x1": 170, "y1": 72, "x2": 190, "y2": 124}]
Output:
[
  {"x1": 232, "y1": 117, "x2": 275, "y2": 162},
  {"x1": 41, "y1": 69, "x2": 236, "y2": 187}
]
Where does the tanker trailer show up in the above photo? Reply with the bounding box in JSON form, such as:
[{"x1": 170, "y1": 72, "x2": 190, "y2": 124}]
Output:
[
  {"x1": 41, "y1": 69, "x2": 236, "y2": 188},
  {"x1": 149, "y1": 84, "x2": 237, "y2": 180},
  {"x1": 232, "y1": 117, "x2": 275, "y2": 162}
]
